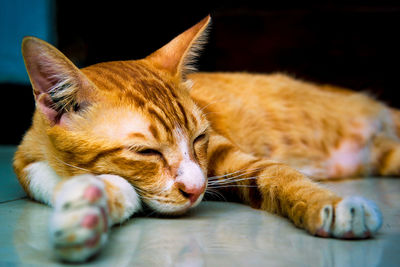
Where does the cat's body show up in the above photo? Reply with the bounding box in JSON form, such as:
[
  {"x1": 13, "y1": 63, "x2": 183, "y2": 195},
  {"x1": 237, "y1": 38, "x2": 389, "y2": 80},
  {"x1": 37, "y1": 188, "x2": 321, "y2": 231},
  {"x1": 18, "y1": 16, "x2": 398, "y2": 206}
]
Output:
[
  {"x1": 13, "y1": 16, "x2": 391, "y2": 262},
  {"x1": 189, "y1": 72, "x2": 400, "y2": 179}
]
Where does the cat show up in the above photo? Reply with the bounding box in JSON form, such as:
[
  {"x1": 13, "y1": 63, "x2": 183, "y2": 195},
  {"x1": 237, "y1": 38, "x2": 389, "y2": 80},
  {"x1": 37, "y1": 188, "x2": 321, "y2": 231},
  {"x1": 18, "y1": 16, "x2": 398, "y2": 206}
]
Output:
[{"x1": 13, "y1": 15, "x2": 392, "y2": 262}]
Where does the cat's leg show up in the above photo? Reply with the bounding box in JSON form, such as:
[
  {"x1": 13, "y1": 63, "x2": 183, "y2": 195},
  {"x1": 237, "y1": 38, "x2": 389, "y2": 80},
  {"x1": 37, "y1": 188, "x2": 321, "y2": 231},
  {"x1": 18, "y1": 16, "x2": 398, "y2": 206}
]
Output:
[
  {"x1": 207, "y1": 133, "x2": 382, "y2": 238},
  {"x1": 18, "y1": 161, "x2": 141, "y2": 262}
]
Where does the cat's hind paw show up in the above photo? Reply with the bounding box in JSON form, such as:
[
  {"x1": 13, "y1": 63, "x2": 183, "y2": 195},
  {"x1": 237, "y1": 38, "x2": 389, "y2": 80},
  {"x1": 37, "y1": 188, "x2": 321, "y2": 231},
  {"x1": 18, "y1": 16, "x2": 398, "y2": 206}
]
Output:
[
  {"x1": 49, "y1": 174, "x2": 109, "y2": 262},
  {"x1": 312, "y1": 196, "x2": 382, "y2": 239}
]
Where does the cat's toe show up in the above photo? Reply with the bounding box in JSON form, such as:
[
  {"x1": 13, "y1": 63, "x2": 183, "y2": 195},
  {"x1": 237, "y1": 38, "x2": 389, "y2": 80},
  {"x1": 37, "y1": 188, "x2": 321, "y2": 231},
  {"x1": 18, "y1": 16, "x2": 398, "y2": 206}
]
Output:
[
  {"x1": 314, "y1": 204, "x2": 333, "y2": 237},
  {"x1": 332, "y1": 196, "x2": 382, "y2": 239}
]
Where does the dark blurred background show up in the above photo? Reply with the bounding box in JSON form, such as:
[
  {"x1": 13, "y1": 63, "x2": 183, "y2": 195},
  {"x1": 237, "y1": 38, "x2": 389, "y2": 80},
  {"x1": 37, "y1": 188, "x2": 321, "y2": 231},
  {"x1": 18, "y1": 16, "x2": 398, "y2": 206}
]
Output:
[{"x1": 1, "y1": 0, "x2": 399, "y2": 144}]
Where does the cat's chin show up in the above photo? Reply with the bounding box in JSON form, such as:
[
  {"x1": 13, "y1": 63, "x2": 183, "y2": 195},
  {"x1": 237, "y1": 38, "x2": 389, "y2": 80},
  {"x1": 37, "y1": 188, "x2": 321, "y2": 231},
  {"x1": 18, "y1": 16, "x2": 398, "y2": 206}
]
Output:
[
  {"x1": 146, "y1": 192, "x2": 205, "y2": 216},
  {"x1": 148, "y1": 200, "x2": 192, "y2": 216}
]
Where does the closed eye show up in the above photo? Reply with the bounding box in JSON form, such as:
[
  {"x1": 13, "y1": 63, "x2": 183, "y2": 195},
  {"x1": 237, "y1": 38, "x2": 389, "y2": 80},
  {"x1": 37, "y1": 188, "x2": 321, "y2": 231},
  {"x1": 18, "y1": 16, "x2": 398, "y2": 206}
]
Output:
[
  {"x1": 136, "y1": 148, "x2": 162, "y2": 157},
  {"x1": 194, "y1": 133, "x2": 207, "y2": 144}
]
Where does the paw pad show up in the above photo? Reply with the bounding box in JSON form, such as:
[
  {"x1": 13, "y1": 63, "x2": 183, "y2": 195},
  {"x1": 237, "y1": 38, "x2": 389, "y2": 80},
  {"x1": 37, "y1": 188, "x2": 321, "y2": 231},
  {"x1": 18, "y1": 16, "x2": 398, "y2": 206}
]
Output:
[
  {"x1": 315, "y1": 228, "x2": 330, "y2": 237},
  {"x1": 81, "y1": 214, "x2": 99, "y2": 229},
  {"x1": 85, "y1": 234, "x2": 101, "y2": 248},
  {"x1": 84, "y1": 185, "x2": 103, "y2": 203}
]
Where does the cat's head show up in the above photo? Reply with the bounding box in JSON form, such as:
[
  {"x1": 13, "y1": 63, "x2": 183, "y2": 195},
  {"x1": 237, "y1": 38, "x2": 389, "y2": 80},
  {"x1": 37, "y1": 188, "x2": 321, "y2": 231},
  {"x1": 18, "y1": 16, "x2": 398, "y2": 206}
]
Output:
[{"x1": 22, "y1": 16, "x2": 211, "y2": 215}]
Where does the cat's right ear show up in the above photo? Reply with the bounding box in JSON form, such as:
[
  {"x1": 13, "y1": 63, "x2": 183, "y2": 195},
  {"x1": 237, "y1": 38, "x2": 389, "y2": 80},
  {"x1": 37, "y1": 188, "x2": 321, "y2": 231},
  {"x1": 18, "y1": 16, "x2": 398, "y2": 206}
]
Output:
[
  {"x1": 146, "y1": 16, "x2": 211, "y2": 80},
  {"x1": 22, "y1": 37, "x2": 93, "y2": 125}
]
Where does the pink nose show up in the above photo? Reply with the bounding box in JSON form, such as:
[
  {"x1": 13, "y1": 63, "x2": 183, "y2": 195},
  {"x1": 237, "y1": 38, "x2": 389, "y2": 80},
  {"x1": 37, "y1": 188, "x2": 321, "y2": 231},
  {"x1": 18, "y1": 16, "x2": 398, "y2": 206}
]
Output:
[{"x1": 176, "y1": 182, "x2": 205, "y2": 204}]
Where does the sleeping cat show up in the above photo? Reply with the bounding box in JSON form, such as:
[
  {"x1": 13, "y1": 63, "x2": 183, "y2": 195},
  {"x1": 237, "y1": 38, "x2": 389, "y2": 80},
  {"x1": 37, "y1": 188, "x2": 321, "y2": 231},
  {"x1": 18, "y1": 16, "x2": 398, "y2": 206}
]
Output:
[{"x1": 14, "y1": 15, "x2": 392, "y2": 262}]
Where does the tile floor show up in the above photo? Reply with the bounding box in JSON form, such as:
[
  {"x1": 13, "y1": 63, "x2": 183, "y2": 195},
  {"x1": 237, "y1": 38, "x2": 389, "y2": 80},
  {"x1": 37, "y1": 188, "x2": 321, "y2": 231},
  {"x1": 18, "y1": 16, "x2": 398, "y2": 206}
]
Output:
[{"x1": 0, "y1": 146, "x2": 399, "y2": 266}]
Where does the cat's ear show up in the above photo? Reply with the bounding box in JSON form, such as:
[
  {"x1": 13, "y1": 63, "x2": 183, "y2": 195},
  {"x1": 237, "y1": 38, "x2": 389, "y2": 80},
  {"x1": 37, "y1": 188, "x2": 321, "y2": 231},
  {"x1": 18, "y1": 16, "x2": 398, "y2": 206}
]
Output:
[
  {"x1": 147, "y1": 15, "x2": 211, "y2": 79},
  {"x1": 22, "y1": 37, "x2": 93, "y2": 125}
]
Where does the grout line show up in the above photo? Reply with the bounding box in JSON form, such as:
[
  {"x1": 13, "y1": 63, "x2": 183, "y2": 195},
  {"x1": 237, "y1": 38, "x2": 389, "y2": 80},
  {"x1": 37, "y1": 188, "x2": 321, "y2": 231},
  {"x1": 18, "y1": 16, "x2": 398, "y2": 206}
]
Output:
[{"x1": 0, "y1": 196, "x2": 28, "y2": 204}]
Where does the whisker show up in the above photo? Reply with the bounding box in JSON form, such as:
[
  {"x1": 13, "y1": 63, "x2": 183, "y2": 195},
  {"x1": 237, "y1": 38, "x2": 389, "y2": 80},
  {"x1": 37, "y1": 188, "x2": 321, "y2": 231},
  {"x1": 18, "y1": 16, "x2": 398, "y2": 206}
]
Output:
[
  {"x1": 144, "y1": 210, "x2": 159, "y2": 218},
  {"x1": 139, "y1": 193, "x2": 177, "y2": 202},
  {"x1": 208, "y1": 176, "x2": 259, "y2": 185},
  {"x1": 139, "y1": 195, "x2": 157, "y2": 200},
  {"x1": 204, "y1": 188, "x2": 227, "y2": 201},
  {"x1": 199, "y1": 99, "x2": 226, "y2": 113},
  {"x1": 208, "y1": 170, "x2": 264, "y2": 185},
  {"x1": 133, "y1": 187, "x2": 149, "y2": 195},
  {"x1": 208, "y1": 175, "x2": 254, "y2": 184},
  {"x1": 208, "y1": 169, "x2": 249, "y2": 180},
  {"x1": 53, "y1": 156, "x2": 90, "y2": 173},
  {"x1": 207, "y1": 185, "x2": 259, "y2": 189},
  {"x1": 208, "y1": 167, "x2": 262, "y2": 180},
  {"x1": 52, "y1": 156, "x2": 175, "y2": 204}
]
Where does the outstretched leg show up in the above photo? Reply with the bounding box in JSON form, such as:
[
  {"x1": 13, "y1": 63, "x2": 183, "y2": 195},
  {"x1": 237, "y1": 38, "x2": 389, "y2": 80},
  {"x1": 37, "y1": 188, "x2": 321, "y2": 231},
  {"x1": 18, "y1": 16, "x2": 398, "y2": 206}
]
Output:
[
  {"x1": 15, "y1": 161, "x2": 141, "y2": 262},
  {"x1": 207, "y1": 133, "x2": 382, "y2": 238}
]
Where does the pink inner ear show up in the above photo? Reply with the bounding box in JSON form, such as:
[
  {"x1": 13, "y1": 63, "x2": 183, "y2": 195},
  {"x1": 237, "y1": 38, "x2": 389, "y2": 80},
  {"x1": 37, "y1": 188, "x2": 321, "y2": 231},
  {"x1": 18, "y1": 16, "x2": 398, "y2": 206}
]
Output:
[
  {"x1": 36, "y1": 94, "x2": 58, "y2": 123},
  {"x1": 35, "y1": 68, "x2": 55, "y2": 95},
  {"x1": 58, "y1": 113, "x2": 71, "y2": 127},
  {"x1": 23, "y1": 37, "x2": 81, "y2": 126},
  {"x1": 36, "y1": 94, "x2": 71, "y2": 126},
  {"x1": 25, "y1": 53, "x2": 59, "y2": 97}
]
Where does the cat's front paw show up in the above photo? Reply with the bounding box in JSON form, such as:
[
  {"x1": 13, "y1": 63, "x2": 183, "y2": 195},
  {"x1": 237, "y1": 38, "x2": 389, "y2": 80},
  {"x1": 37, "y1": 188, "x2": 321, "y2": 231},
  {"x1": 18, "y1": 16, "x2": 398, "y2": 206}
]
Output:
[
  {"x1": 306, "y1": 196, "x2": 382, "y2": 239},
  {"x1": 50, "y1": 174, "x2": 109, "y2": 262}
]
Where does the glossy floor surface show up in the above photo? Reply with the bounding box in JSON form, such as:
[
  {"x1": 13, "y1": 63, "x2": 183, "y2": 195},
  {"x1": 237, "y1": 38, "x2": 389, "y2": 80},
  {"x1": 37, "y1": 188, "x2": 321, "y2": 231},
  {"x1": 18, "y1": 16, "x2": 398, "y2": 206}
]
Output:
[{"x1": 1, "y1": 146, "x2": 399, "y2": 266}]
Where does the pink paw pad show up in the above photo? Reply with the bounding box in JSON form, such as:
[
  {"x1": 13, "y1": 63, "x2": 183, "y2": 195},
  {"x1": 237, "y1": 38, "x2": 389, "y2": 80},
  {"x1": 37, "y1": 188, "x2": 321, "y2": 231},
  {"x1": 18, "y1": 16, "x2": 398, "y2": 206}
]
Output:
[
  {"x1": 315, "y1": 228, "x2": 330, "y2": 237},
  {"x1": 81, "y1": 214, "x2": 99, "y2": 229},
  {"x1": 364, "y1": 231, "x2": 371, "y2": 238},
  {"x1": 85, "y1": 234, "x2": 101, "y2": 247},
  {"x1": 84, "y1": 186, "x2": 103, "y2": 203},
  {"x1": 342, "y1": 231, "x2": 355, "y2": 239},
  {"x1": 100, "y1": 207, "x2": 108, "y2": 232}
]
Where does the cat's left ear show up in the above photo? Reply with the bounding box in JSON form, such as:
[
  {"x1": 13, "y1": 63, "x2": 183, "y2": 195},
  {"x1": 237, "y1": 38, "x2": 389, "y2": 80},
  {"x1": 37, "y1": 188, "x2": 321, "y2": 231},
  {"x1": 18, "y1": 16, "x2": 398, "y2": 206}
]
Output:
[
  {"x1": 147, "y1": 15, "x2": 211, "y2": 79},
  {"x1": 22, "y1": 37, "x2": 95, "y2": 126}
]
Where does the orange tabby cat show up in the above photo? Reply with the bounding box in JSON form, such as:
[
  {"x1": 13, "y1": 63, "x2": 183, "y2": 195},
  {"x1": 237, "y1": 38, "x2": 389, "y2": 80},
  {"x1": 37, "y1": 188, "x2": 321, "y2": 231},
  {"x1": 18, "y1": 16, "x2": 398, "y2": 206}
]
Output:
[{"x1": 14, "y1": 15, "x2": 391, "y2": 262}]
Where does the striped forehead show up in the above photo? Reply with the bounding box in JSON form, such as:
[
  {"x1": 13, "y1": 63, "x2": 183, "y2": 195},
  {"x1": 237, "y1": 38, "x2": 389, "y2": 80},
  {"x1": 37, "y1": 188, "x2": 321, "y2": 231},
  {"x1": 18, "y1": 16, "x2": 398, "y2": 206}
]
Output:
[
  {"x1": 91, "y1": 109, "x2": 151, "y2": 142},
  {"x1": 82, "y1": 61, "x2": 200, "y2": 137}
]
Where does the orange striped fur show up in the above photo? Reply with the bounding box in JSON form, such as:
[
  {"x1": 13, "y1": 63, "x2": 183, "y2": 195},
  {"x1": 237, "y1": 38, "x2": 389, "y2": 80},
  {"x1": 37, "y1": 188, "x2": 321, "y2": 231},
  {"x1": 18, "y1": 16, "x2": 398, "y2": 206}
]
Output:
[{"x1": 13, "y1": 16, "x2": 393, "y2": 260}]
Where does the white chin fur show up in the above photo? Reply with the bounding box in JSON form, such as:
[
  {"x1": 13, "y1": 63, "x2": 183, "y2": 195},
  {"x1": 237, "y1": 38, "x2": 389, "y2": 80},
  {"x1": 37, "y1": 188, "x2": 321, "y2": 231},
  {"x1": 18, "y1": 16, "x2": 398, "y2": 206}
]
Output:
[{"x1": 145, "y1": 192, "x2": 204, "y2": 216}]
